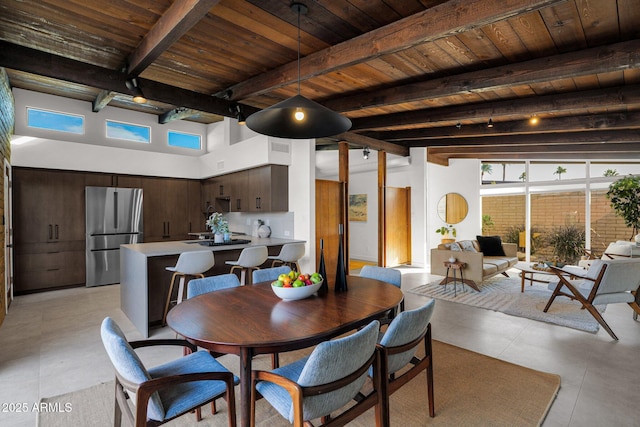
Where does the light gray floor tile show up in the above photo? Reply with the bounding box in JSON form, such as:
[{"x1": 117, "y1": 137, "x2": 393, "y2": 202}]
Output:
[{"x1": 1, "y1": 269, "x2": 639, "y2": 426}]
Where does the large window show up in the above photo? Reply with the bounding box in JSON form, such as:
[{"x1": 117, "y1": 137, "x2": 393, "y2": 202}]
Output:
[
  {"x1": 481, "y1": 161, "x2": 640, "y2": 262},
  {"x1": 106, "y1": 120, "x2": 150, "y2": 143},
  {"x1": 27, "y1": 107, "x2": 84, "y2": 134}
]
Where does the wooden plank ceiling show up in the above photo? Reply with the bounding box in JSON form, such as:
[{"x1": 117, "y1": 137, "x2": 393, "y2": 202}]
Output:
[{"x1": 1, "y1": 0, "x2": 639, "y2": 164}]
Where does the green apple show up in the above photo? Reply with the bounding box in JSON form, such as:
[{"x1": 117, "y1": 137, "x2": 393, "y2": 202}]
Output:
[
  {"x1": 293, "y1": 279, "x2": 304, "y2": 287},
  {"x1": 272, "y1": 280, "x2": 284, "y2": 287}
]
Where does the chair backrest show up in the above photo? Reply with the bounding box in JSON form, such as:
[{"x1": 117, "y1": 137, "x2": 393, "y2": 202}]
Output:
[
  {"x1": 187, "y1": 273, "x2": 241, "y2": 299},
  {"x1": 237, "y1": 246, "x2": 268, "y2": 267},
  {"x1": 277, "y1": 243, "x2": 306, "y2": 263},
  {"x1": 293, "y1": 320, "x2": 380, "y2": 422},
  {"x1": 100, "y1": 317, "x2": 165, "y2": 421},
  {"x1": 252, "y1": 265, "x2": 292, "y2": 284},
  {"x1": 595, "y1": 259, "x2": 640, "y2": 297},
  {"x1": 379, "y1": 299, "x2": 436, "y2": 374},
  {"x1": 174, "y1": 250, "x2": 215, "y2": 275},
  {"x1": 359, "y1": 265, "x2": 401, "y2": 289}
]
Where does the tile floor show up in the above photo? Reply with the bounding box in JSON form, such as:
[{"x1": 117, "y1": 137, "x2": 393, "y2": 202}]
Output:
[{"x1": 1, "y1": 266, "x2": 639, "y2": 426}]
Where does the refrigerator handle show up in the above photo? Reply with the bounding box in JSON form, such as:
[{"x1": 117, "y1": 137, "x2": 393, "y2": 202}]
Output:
[{"x1": 113, "y1": 191, "x2": 119, "y2": 229}]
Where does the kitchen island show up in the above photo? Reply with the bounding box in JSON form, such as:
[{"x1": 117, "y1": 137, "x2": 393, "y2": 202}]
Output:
[{"x1": 121, "y1": 236, "x2": 305, "y2": 337}]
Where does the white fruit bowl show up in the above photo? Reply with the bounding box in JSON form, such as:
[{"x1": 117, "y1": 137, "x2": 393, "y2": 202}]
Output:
[{"x1": 271, "y1": 280, "x2": 323, "y2": 301}]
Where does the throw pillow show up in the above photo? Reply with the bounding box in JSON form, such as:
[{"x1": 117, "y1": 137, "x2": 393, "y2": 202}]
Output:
[
  {"x1": 476, "y1": 235, "x2": 506, "y2": 256},
  {"x1": 459, "y1": 240, "x2": 478, "y2": 252},
  {"x1": 445, "y1": 242, "x2": 462, "y2": 251}
]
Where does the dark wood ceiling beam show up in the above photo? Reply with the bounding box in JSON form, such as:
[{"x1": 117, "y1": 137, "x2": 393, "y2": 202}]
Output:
[
  {"x1": 403, "y1": 129, "x2": 640, "y2": 147},
  {"x1": 328, "y1": 39, "x2": 640, "y2": 112},
  {"x1": 92, "y1": 90, "x2": 116, "y2": 112},
  {"x1": 0, "y1": 41, "x2": 258, "y2": 118},
  {"x1": 428, "y1": 142, "x2": 640, "y2": 164},
  {"x1": 333, "y1": 132, "x2": 409, "y2": 156},
  {"x1": 158, "y1": 107, "x2": 199, "y2": 124},
  {"x1": 127, "y1": 0, "x2": 221, "y2": 76},
  {"x1": 220, "y1": 0, "x2": 565, "y2": 101},
  {"x1": 350, "y1": 84, "x2": 640, "y2": 131},
  {"x1": 368, "y1": 112, "x2": 640, "y2": 141}
]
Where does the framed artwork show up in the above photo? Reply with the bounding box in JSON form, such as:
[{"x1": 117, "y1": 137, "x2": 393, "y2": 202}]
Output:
[{"x1": 349, "y1": 194, "x2": 367, "y2": 222}]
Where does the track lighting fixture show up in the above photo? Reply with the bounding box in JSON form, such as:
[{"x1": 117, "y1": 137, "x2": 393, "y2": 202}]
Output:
[
  {"x1": 245, "y1": 2, "x2": 351, "y2": 138},
  {"x1": 125, "y1": 78, "x2": 147, "y2": 104},
  {"x1": 363, "y1": 147, "x2": 370, "y2": 160},
  {"x1": 230, "y1": 104, "x2": 246, "y2": 125},
  {"x1": 487, "y1": 118, "x2": 494, "y2": 128},
  {"x1": 456, "y1": 122, "x2": 462, "y2": 129}
]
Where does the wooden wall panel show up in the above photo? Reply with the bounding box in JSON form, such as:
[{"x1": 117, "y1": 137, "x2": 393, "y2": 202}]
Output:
[
  {"x1": 315, "y1": 179, "x2": 343, "y2": 289},
  {"x1": 385, "y1": 186, "x2": 411, "y2": 266},
  {"x1": 0, "y1": 68, "x2": 14, "y2": 326}
]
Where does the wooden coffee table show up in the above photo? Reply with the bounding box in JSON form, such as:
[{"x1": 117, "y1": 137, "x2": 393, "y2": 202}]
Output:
[{"x1": 514, "y1": 262, "x2": 577, "y2": 293}]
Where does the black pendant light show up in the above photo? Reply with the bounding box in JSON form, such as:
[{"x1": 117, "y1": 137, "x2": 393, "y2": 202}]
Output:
[{"x1": 246, "y1": 2, "x2": 351, "y2": 139}]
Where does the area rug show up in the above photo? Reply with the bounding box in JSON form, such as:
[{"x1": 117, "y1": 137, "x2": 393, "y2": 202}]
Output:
[
  {"x1": 38, "y1": 341, "x2": 560, "y2": 427},
  {"x1": 409, "y1": 275, "x2": 603, "y2": 333}
]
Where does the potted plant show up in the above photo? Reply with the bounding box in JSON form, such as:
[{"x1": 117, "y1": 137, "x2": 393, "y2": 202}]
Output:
[
  {"x1": 546, "y1": 225, "x2": 585, "y2": 265},
  {"x1": 606, "y1": 175, "x2": 640, "y2": 241},
  {"x1": 436, "y1": 224, "x2": 456, "y2": 243},
  {"x1": 206, "y1": 212, "x2": 229, "y2": 242}
]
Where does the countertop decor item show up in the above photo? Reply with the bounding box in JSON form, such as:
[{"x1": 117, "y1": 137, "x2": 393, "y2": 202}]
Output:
[
  {"x1": 335, "y1": 224, "x2": 348, "y2": 292},
  {"x1": 206, "y1": 212, "x2": 229, "y2": 235},
  {"x1": 258, "y1": 224, "x2": 271, "y2": 238}
]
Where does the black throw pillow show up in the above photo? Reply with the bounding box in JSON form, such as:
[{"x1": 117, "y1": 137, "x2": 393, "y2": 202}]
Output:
[{"x1": 476, "y1": 235, "x2": 506, "y2": 256}]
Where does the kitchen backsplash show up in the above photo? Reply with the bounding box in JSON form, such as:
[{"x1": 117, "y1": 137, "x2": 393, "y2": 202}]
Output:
[{"x1": 225, "y1": 212, "x2": 294, "y2": 239}]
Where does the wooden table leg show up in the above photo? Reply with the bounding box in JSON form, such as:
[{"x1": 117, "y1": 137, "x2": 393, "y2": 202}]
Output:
[{"x1": 239, "y1": 347, "x2": 253, "y2": 427}]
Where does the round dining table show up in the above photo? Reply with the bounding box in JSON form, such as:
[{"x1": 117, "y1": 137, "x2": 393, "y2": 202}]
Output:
[{"x1": 166, "y1": 275, "x2": 403, "y2": 427}]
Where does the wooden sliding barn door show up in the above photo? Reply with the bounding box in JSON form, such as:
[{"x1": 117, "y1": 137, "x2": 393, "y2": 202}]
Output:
[
  {"x1": 384, "y1": 186, "x2": 411, "y2": 267},
  {"x1": 315, "y1": 179, "x2": 345, "y2": 289}
]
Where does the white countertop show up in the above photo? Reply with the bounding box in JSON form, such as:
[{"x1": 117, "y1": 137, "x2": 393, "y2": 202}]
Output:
[{"x1": 121, "y1": 236, "x2": 305, "y2": 257}]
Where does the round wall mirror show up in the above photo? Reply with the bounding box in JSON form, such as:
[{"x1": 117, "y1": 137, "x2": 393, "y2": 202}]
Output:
[{"x1": 437, "y1": 193, "x2": 468, "y2": 224}]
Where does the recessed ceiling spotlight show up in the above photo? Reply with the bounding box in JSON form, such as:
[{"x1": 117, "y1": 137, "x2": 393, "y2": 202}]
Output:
[
  {"x1": 529, "y1": 115, "x2": 539, "y2": 125},
  {"x1": 363, "y1": 147, "x2": 370, "y2": 160}
]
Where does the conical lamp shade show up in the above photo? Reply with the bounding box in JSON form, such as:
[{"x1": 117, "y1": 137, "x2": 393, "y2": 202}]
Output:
[{"x1": 246, "y1": 94, "x2": 351, "y2": 139}]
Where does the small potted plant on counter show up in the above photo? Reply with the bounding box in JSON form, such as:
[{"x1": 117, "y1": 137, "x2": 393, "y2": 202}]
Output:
[{"x1": 206, "y1": 212, "x2": 229, "y2": 243}]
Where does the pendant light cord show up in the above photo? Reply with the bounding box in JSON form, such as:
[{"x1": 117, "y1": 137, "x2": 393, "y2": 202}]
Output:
[{"x1": 297, "y1": 6, "x2": 301, "y2": 95}]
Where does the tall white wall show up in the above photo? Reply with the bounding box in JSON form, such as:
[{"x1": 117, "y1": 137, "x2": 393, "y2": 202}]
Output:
[{"x1": 426, "y1": 158, "x2": 481, "y2": 268}]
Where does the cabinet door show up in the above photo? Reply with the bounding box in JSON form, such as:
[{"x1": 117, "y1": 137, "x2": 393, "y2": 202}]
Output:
[
  {"x1": 187, "y1": 180, "x2": 203, "y2": 235},
  {"x1": 55, "y1": 170, "x2": 86, "y2": 242},
  {"x1": 142, "y1": 177, "x2": 168, "y2": 242},
  {"x1": 245, "y1": 165, "x2": 288, "y2": 212}
]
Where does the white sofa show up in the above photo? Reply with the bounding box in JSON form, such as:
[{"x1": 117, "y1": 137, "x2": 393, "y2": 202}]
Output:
[{"x1": 430, "y1": 238, "x2": 518, "y2": 290}]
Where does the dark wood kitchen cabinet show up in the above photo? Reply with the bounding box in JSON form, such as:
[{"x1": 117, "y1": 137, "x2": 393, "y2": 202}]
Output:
[
  {"x1": 202, "y1": 165, "x2": 288, "y2": 213},
  {"x1": 141, "y1": 177, "x2": 200, "y2": 242},
  {"x1": 13, "y1": 168, "x2": 86, "y2": 293}
]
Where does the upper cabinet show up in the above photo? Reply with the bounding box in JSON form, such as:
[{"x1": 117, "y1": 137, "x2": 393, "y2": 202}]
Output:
[{"x1": 202, "y1": 165, "x2": 288, "y2": 214}]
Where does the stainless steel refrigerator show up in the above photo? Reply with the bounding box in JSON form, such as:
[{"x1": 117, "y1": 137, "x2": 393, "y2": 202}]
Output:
[{"x1": 85, "y1": 186, "x2": 143, "y2": 287}]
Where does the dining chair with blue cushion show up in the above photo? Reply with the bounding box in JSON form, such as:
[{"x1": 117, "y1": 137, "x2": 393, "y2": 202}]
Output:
[
  {"x1": 251, "y1": 320, "x2": 383, "y2": 426},
  {"x1": 375, "y1": 299, "x2": 436, "y2": 423},
  {"x1": 360, "y1": 265, "x2": 405, "y2": 314},
  {"x1": 187, "y1": 273, "x2": 241, "y2": 299},
  {"x1": 252, "y1": 265, "x2": 291, "y2": 284},
  {"x1": 100, "y1": 317, "x2": 238, "y2": 427}
]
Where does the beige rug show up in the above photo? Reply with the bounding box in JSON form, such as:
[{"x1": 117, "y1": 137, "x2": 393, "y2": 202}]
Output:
[{"x1": 38, "y1": 340, "x2": 560, "y2": 427}]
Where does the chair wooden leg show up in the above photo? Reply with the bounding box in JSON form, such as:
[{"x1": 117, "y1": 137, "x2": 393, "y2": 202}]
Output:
[
  {"x1": 211, "y1": 400, "x2": 217, "y2": 414},
  {"x1": 195, "y1": 406, "x2": 202, "y2": 421},
  {"x1": 113, "y1": 384, "x2": 122, "y2": 427},
  {"x1": 425, "y1": 325, "x2": 435, "y2": 418},
  {"x1": 271, "y1": 353, "x2": 279, "y2": 369},
  {"x1": 162, "y1": 272, "x2": 179, "y2": 326},
  {"x1": 543, "y1": 281, "x2": 564, "y2": 312},
  {"x1": 583, "y1": 303, "x2": 618, "y2": 340}
]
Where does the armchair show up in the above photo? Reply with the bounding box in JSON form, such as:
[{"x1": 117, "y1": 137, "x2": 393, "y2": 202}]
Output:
[
  {"x1": 375, "y1": 299, "x2": 436, "y2": 423},
  {"x1": 100, "y1": 317, "x2": 238, "y2": 427},
  {"x1": 545, "y1": 259, "x2": 640, "y2": 340},
  {"x1": 251, "y1": 320, "x2": 382, "y2": 426}
]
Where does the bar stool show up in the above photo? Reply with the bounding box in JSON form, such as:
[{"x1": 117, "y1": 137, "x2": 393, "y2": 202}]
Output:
[
  {"x1": 225, "y1": 246, "x2": 268, "y2": 285},
  {"x1": 162, "y1": 250, "x2": 215, "y2": 325},
  {"x1": 267, "y1": 242, "x2": 305, "y2": 272}
]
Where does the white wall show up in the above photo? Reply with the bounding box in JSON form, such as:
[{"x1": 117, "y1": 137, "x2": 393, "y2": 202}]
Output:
[{"x1": 426, "y1": 158, "x2": 481, "y2": 265}]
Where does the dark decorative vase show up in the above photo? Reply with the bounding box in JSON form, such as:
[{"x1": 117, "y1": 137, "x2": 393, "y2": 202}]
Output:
[
  {"x1": 318, "y1": 239, "x2": 328, "y2": 295},
  {"x1": 335, "y1": 224, "x2": 348, "y2": 292}
]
